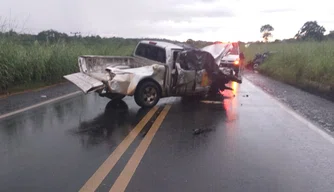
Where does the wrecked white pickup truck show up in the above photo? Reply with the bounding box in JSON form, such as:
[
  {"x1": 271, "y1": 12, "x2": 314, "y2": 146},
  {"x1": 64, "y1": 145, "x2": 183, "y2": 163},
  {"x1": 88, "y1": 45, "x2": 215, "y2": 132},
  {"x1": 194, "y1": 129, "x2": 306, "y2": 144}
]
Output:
[{"x1": 64, "y1": 40, "x2": 241, "y2": 108}]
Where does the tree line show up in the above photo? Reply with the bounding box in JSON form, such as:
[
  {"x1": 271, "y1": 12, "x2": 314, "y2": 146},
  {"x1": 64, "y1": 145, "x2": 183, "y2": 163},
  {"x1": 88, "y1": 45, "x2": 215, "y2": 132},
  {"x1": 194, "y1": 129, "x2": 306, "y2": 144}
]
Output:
[
  {"x1": 0, "y1": 29, "x2": 216, "y2": 49},
  {"x1": 1, "y1": 20, "x2": 333, "y2": 48},
  {"x1": 0, "y1": 29, "x2": 143, "y2": 46},
  {"x1": 260, "y1": 21, "x2": 333, "y2": 42}
]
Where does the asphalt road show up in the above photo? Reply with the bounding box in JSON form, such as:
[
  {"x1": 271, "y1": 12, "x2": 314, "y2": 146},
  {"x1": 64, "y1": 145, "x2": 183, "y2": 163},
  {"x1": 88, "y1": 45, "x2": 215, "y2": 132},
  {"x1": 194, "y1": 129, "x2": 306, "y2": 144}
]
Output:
[
  {"x1": 244, "y1": 71, "x2": 334, "y2": 133},
  {"x1": 1, "y1": 79, "x2": 334, "y2": 192}
]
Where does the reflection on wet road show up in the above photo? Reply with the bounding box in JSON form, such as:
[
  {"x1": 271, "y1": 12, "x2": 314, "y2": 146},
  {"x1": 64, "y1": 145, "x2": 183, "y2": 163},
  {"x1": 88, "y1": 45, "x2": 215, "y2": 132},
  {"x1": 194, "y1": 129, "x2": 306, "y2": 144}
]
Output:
[
  {"x1": 0, "y1": 94, "x2": 158, "y2": 192},
  {"x1": 1, "y1": 79, "x2": 334, "y2": 192},
  {"x1": 73, "y1": 99, "x2": 148, "y2": 149}
]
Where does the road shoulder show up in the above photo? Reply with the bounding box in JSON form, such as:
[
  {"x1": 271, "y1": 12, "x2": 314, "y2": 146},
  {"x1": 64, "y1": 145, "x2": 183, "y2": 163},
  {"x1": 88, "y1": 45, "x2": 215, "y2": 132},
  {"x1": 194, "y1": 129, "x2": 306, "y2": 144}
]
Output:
[
  {"x1": 243, "y1": 71, "x2": 334, "y2": 133},
  {"x1": 0, "y1": 82, "x2": 80, "y2": 116}
]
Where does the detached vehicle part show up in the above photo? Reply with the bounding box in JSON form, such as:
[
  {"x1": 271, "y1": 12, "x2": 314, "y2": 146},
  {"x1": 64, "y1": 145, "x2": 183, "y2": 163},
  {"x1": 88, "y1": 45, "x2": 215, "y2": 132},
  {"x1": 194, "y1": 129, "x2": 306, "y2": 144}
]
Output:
[{"x1": 247, "y1": 51, "x2": 276, "y2": 70}]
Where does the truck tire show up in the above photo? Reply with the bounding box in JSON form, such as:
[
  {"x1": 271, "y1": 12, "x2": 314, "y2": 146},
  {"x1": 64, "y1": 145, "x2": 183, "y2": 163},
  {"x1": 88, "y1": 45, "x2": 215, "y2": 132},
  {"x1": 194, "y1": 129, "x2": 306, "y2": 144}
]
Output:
[
  {"x1": 105, "y1": 93, "x2": 125, "y2": 100},
  {"x1": 134, "y1": 81, "x2": 161, "y2": 108}
]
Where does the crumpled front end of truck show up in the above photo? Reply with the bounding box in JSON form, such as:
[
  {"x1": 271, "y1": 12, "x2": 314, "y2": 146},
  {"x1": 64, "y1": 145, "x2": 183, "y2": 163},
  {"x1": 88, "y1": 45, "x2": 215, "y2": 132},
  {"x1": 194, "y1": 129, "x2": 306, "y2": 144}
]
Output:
[
  {"x1": 64, "y1": 64, "x2": 166, "y2": 97},
  {"x1": 174, "y1": 47, "x2": 242, "y2": 97}
]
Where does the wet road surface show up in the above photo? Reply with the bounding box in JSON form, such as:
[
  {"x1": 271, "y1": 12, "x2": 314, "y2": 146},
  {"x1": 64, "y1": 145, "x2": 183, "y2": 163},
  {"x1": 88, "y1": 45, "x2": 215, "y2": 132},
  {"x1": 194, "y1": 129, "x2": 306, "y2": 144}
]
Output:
[
  {"x1": 0, "y1": 83, "x2": 80, "y2": 116},
  {"x1": 1, "y1": 79, "x2": 334, "y2": 192},
  {"x1": 244, "y1": 71, "x2": 334, "y2": 133}
]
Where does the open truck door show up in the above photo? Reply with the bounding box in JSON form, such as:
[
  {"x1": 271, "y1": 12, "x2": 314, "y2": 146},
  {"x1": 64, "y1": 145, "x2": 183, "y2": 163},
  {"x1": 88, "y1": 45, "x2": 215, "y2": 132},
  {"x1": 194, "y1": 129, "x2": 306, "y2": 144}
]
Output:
[
  {"x1": 173, "y1": 62, "x2": 197, "y2": 95},
  {"x1": 172, "y1": 42, "x2": 234, "y2": 96}
]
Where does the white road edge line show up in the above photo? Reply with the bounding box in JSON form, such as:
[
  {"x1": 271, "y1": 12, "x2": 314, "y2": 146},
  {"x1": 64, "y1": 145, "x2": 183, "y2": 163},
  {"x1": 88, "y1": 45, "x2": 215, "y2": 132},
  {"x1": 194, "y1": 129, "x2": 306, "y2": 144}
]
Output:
[
  {"x1": 244, "y1": 78, "x2": 334, "y2": 145},
  {"x1": 0, "y1": 91, "x2": 82, "y2": 120}
]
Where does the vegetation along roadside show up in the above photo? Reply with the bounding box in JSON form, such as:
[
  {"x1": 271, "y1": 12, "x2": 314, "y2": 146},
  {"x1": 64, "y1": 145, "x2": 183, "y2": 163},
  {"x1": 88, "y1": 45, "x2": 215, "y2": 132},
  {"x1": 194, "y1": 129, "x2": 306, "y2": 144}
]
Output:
[
  {"x1": 1, "y1": 20, "x2": 333, "y2": 99},
  {"x1": 241, "y1": 21, "x2": 334, "y2": 100}
]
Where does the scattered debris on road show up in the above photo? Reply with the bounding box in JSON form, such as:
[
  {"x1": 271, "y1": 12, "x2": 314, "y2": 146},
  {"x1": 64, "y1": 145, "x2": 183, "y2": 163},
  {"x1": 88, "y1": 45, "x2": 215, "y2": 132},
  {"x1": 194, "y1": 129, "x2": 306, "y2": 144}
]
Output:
[
  {"x1": 200, "y1": 100, "x2": 223, "y2": 104},
  {"x1": 193, "y1": 128, "x2": 213, "y2": 135}
]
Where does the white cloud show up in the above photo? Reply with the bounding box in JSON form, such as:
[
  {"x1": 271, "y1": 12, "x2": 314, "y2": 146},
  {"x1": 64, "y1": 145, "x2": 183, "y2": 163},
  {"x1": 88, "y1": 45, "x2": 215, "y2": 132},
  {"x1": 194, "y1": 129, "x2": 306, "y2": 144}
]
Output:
[{"x1": 0, "y1": 0, "x2": 334, "y2": 41}]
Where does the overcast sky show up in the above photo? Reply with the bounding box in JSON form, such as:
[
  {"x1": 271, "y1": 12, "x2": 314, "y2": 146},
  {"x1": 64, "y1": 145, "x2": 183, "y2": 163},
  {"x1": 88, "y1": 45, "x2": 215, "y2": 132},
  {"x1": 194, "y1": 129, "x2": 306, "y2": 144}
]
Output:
[{"x1": 1, "y1": 0, "x2": 333, "y2": 42}]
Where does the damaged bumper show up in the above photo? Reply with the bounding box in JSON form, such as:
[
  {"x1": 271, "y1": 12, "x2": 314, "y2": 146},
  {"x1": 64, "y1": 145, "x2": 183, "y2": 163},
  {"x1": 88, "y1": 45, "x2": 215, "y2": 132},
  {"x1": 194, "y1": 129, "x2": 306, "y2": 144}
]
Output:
[
  {"x1": 63, "y1": 72, "x2": 105, "y2": 93},
  {"x1": 64, "y1": 64, "x2": 166, "y2": 96}
]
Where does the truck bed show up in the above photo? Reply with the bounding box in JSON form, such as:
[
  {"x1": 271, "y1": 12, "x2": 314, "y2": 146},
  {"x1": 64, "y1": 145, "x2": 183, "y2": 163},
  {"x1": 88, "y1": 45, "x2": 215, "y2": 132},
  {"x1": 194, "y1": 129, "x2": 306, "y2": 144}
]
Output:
[
  {"x1": 77, "y1": 55, "x2": 163, "y2": 81},
  {"x1": 78, "y1": 55, "x2": 159, "y2": 74}
]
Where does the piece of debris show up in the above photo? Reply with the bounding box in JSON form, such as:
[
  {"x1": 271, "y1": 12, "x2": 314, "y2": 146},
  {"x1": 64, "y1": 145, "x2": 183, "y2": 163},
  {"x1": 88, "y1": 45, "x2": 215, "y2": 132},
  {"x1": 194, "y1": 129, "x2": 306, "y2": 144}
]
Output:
[
  {"x1": 193, "y1": 128, "x2": 213, "y2": 135},
  {"x1": 200, "y1": 100, "x2": 222, "y2": 104},
  {"x1": 193, "y1": 128, "x2": 203, "y2": 135},
  {"x1": 242, "y1": 94, "x2": 249, "y2": 97},
  {"x1": 41, "y1": 95, "x2": 47, "y2": 98}
]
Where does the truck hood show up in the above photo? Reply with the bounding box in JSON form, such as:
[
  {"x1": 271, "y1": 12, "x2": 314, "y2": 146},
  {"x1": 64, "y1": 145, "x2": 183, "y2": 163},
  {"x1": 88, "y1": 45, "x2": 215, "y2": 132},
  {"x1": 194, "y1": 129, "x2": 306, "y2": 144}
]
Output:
[{"x1": 201, "y1": 43, "x2": 233, "y2": 65}]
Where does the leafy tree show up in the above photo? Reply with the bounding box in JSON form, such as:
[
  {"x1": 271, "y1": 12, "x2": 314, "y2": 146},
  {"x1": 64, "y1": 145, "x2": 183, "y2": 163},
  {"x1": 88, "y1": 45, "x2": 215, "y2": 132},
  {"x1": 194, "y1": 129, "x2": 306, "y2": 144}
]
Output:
[
  {"x1": 186, "y1": 39, "x2": 194, "y2": 44},
  {"x1": 326, "y1": 30, "x2": 334, "y2": 39},
  {"x1": 37, "y1": 29, "x2": 69, "y2": 43},
  {"x1": 295, "y1": 21, "x2": 326, "y2": 41},
  {"x1": 260, "y1": 24, "x2": 274, "y2": 42}
]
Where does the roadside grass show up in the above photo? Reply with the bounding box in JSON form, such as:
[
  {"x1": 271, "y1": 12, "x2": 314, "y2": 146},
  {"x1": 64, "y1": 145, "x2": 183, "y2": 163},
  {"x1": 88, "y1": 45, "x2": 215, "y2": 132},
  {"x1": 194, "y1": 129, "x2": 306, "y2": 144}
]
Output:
[
  {"x1": 0, "y1": 38, "x2": 137, "y2": 94},
  {"x1": 2, "y1": 35, "x2": 334, "y2": 98},
  {"x1": 241, "y1": 41, "x2": 334, "y2": 97}
]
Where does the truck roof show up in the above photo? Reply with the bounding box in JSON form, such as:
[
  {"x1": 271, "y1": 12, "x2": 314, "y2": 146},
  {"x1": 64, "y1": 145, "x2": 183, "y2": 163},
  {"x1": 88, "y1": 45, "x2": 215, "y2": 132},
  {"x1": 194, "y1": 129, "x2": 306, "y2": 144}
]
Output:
[{"x1": 139, "y1": 40, "x2": 185, "y2": 50}]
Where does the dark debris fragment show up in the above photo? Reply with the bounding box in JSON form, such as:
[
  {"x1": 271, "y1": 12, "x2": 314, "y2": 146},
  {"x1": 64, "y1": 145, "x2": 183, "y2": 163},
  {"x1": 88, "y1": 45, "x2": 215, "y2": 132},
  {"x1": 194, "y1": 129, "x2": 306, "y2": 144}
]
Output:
[{"x1": 193, "y1": 128, "x2": 213, "y2": 135}]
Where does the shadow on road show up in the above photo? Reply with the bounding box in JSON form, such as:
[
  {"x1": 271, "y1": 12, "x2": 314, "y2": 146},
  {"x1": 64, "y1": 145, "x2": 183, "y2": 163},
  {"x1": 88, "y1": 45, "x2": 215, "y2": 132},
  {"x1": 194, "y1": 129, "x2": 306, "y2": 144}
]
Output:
[{"x1": 70, "y1": 99, "x2": 148, "y2": 149}]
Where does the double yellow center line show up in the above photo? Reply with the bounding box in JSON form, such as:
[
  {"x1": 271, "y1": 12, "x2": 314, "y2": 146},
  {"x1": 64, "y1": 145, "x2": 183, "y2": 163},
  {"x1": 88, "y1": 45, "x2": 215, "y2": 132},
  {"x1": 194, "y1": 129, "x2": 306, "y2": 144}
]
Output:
[{"x1": 79, "y1": 104, "x2": 171, "y2": 192}]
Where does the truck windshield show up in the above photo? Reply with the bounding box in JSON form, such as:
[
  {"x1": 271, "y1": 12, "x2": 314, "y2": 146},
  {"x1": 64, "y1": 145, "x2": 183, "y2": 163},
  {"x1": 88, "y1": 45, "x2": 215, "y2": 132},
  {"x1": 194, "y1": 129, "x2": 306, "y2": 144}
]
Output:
[{"x1": 135, "y1": 43, "x2": 166, "y2": 63}]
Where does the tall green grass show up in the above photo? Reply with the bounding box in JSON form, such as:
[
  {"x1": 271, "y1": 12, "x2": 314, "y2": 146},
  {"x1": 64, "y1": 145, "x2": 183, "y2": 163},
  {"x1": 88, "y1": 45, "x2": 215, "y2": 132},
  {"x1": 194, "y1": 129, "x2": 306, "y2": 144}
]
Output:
[
  {"x1": 242, "y1": 41, "x2": 334, "y2": 96},
  {"x1": 2, "y1": 36, "x2": 334, "y2": 96},
  {"x1": 0, "y1": 38, "x2": 136, "y2": 93}
]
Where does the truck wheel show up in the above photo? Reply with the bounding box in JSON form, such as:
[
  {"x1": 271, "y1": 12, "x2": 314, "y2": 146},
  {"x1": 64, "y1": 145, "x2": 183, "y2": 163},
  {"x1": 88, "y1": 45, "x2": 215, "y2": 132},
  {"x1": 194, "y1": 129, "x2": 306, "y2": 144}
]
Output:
[
  {"x1": 134, "y1": 81, "x2": 161, "y2": 108},
  {"x1": 105, "y1": 93, "x2": 125, "y2": 100}
]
